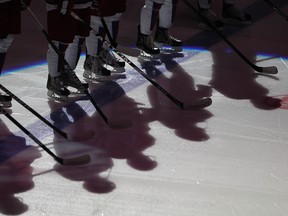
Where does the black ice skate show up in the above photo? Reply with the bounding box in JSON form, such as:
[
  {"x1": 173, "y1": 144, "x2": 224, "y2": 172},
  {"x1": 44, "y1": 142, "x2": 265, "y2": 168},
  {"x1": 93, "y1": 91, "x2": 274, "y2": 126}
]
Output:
[
  {"x1": 198, "y1": 9, "x2": 224, "y2": 31},
  {"x1": 60, "y1": 69, "x2": 88, "y2": 95},
  {"x1": 99, "y1": 49, "x2": 125, "y2": 73},
  {"x1": 136, "y1": 26, "x2": 160, "y2": 59},
  {"x1": 47, "y1": 75, "x2": 70, "y2": 102},
  {"x1": 222, "y1": 4, "x2": 252, "y2": 25},
  {"x1": 83, "y1": 55, "x2": 114, "y2": 82},
  {"x1": 154, "y1": 27, "x2": 183, "y2": 52},
  {"x1": 0, "y1": 93, "x2": 12, "y2": 108}
]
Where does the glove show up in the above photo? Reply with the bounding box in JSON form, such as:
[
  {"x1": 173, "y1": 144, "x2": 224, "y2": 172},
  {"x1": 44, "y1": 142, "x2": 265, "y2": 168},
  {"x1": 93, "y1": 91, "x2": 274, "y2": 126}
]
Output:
[{"x1": 20, "y1": 0, "x2": 32, "y2": 10}]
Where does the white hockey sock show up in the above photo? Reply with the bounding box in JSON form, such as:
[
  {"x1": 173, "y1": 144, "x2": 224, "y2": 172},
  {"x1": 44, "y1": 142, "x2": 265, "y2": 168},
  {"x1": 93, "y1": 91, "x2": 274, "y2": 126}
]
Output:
[
  {"x1": 47, "y1": 41, "x2": 67, "y2": 77},
  {"x1": 86, "y1": 16, "x2": 105, "y2": 57},
  {"x1": 65, "y1": 35, "x2": 85, "y2": 70}
]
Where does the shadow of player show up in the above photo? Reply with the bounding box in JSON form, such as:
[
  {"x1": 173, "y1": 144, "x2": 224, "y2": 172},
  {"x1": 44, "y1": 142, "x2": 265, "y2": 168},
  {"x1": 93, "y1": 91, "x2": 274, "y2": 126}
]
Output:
[{"x1": 0, "y1": 118, "x2": 41, "y2": 215}]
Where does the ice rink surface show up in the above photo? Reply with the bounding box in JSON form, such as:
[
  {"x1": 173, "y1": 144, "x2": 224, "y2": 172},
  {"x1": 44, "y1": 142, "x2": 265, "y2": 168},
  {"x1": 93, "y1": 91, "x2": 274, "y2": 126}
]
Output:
[{"x1": 1, "y1": 0, "x2": 288, "y2": 215}]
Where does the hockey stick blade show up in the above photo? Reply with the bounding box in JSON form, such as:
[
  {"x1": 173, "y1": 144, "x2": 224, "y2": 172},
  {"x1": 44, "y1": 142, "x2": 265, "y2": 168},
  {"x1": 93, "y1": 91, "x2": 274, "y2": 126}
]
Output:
[
  {"x1": 183, "y1": 97, "x2": 212, "y2": 110},
  {"x1": 60, "y1": 154, "x2": 91, "y2": 166},
  {"x1": 182, "y1": 0, "x2": 278, "y2": 75},
  {"x1": 258, "y1": 66, "x2": 278, "y2": 74}
]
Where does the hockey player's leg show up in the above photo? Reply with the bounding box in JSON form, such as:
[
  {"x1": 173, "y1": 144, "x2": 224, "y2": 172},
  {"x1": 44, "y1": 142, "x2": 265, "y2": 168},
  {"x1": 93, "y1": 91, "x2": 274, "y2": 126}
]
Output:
[
  {"x1": 83, "y1": 16, "x2": 113, "y2": 82},
  {"x1": 47, "y1": 42, "x2": 70, "y2": 101},
  {"x1": 136, "y1": 0, "x2": 163, "y2": 58},
  {"x1": 100, "y1": 14, "x2": 125, "y2": 72},
  {"x1": 62, "y1": 35, "x2": 88, "y2": 94},
  {"x1": 154, "y1": 0, "x2": 182, "y2": 52}
]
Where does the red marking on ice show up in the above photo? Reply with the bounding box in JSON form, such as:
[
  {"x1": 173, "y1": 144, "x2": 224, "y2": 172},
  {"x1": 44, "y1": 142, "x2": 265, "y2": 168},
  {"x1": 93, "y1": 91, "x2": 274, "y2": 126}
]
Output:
[
  {"x1": 263, "y1": 95, "x2": 288, "y2": 110},
  {"x1": 279, "y1": 96, "x2": 288, "y2": 109},
  {"x1": 265, "y1": 95, "x2": 288, "y2": 109}
]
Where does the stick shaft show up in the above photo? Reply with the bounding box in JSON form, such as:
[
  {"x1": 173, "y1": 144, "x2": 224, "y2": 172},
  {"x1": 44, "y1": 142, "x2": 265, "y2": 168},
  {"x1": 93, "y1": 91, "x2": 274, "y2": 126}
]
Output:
[
  {"x1": 0, "y1": 84, "x2": 67, "y2": 139},
  {"x1": 1, "y1": 108, "x2": 63, "y2": 164},
  {"x1": 183, "y1": 0, "x2": 265, "y2": 72}
]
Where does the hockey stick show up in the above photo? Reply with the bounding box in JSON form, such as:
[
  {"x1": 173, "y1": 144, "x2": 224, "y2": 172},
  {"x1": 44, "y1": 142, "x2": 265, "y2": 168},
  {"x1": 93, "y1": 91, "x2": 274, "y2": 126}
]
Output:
[
  {"x1": 0, "y1": 84, "x2": 66, "y2": 139},
  {"x1": 27, "y1": 7, "x2": 132, "y2": 129},
  {"x1": 0, "y1": 107, "x2": 91, "y2": 166},
  {"x1": 263, "y1": 0, "x2": 288, "y2": 20},
  {"x1": 183, "y1": 0, "x2": 278, "y2": 74},
  {"x1": 105, "y1": 38, "x2": 212, "y2": 109},
  {"x1": 0, "y1": 84, "x2": 92, "y2": 141},
  {"x1": 71, "y1": 12, "x2": 212, "y2": 110}
]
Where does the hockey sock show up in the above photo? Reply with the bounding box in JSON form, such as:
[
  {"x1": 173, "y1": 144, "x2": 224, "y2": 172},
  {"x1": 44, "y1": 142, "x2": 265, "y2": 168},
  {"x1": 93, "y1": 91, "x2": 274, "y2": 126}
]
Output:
[
  {"x1": 159, "y1": 0, "x2": 178, "y2": 29},
  {"x1": 86, "y1": 16, "x2": 105, "y2": 57},
  {"x1": 47, "y1": 41, "x2": 68, "y2": 77},
  {"x1": 0, "y1": 53, "x2": 6, "y2": 75},
  {"x1": 140, "y1": 1, "x2": 163, "y2": 35},
  {"x1": 65, "y1": 35, "x2": 85, "y2": 70}
]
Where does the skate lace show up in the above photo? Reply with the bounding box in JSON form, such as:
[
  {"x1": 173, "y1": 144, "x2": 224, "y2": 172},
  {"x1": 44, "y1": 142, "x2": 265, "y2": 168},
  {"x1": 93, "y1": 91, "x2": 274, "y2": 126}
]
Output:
[
  {"x1": 165, "y1": 31, "x2": 178, "y2": 45},
  {"x1": 54, "y1": 77, "x2": 67, "y2": 91},
  {"x1": 64, "y1": 68, "x2": 86, "y2": 89}
]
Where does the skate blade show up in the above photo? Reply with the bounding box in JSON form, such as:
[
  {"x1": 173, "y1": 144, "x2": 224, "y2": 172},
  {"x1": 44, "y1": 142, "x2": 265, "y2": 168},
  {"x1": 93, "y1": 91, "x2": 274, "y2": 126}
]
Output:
[
  {"x1": 47, "y1": 90, "x2": 68, "y2": 102},
  {"x1": 154, "y1": 43, "x2": 183, "y2": 53},
  {"x1": 67, "y1": 87, "x2": 87, "y2": 96},
  {"x1": 83, "y1": 72, "x2": 116, "y2": 82},
  {"x1": 138, "y1": 50, "x2": 160, "y2": 60},
  {"x1": 0, "y1": 101, "x2": 12, "y2": 108},
  {"x1": 111, "y1": 67, "x2": 126, "y2": 74}
]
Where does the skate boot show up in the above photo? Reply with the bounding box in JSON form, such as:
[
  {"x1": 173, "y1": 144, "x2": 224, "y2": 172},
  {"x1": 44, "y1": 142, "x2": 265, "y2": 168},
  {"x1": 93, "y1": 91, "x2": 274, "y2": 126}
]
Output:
[
  {"x1": 83, "y1": 55, "x2": 113, "y2": 82},
  {"x1": 100, "y1": 48, "x2": 125, "y2": 73},
  {"x1": 136, "y1": 26, "x2": 160, "y2": 59},
  {"x1": 154, "y1": 27, "x2": 183, "y2": 52},
  {"x1": 222, "y1": 4, "x2": 252, "y2": 25},
  {"x1": 47, "y1": 75, "x2": 70, "y2": 102},
  {"x1": 198, "y1": 9, "x2": 224, "y2": 31},
  {"x1": 0, "y1": 93, "x2": 12, "y2": 108},
  {"x1": 60, "y1": 69, "x2": 88, "y2": 95}
]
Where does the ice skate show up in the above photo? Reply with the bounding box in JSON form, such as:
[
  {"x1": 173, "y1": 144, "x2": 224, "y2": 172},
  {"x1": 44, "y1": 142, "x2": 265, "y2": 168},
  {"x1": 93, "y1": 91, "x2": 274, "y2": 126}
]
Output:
[
  {"x1": 47, "y1": 75, "x2": 70, "y2": 102},
  {"x1": 60, "y1": 69, "x2": 88, "y2": 95},
  {"x1": 99, "y1": 49, "x2": 125, "y2": 73},
  {"x1": 198, "y1": 9, "x2": 224, "y2": 31},
  {"x1": 154, "y1": 27, "x2": 183, "y2": 52},
  {"x1": 136, "y1": 26, "x2": 160, "y2": 59},
  {"x1": 222, "y1": 4, "x2": 252, "y2": 25},
  {"x1": 0, "y1": 93, "x2": 12, "y2": 108},
  {"x1": 83, "y1": 55, "x2": 114, "y2": 82}
]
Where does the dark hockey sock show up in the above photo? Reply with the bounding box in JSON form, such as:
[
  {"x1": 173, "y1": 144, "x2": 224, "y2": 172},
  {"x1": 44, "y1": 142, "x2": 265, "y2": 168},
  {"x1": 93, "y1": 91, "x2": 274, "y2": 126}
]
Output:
[{"x1": 0, "y1": 53, "x2": 7, "y2": 75}]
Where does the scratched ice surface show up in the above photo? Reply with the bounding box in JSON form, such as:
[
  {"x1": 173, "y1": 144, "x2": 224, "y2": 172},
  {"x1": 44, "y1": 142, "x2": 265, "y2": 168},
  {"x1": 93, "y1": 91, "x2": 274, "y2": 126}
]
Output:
[{"x1": 1, "y1": 0, "x2": 288, "y2": 215}]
